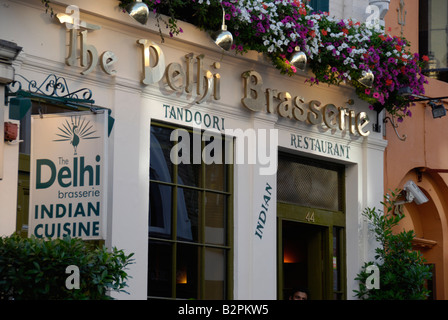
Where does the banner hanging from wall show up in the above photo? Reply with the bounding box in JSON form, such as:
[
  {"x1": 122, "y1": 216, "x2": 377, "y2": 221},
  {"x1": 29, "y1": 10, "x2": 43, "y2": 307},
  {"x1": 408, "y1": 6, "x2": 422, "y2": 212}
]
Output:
[{"x1": 28, "y1": 111, "x2": 109, "y2": 240}]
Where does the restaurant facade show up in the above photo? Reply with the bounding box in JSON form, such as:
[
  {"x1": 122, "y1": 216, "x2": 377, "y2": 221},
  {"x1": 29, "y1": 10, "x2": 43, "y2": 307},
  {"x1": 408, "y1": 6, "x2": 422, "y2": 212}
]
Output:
[{"x1": 0, "y1": 0, "x2": 392, "y2": 300}]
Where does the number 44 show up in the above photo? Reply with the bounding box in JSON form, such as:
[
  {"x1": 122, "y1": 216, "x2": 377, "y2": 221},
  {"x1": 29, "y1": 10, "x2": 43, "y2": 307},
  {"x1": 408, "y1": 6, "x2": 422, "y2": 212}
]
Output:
[{"x1": 305, "y1": 211, "x2": 315, "y2": 223}]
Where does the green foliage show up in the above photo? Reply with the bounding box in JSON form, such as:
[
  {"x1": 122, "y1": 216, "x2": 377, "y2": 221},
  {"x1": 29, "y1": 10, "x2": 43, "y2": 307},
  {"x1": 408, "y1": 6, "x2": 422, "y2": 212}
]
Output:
[
  {"x1": 41, "y1": 0, "x2": 54, "y2": 16},
  {"x1": 0, "y1": 234, "x2": 134, "y2": 300},
  {"x1": 118, "y1": 0, "x2": 222, "y2": 42},
  {"x1": 354, "y1": 190, "x2": 432, "y2": 300}
]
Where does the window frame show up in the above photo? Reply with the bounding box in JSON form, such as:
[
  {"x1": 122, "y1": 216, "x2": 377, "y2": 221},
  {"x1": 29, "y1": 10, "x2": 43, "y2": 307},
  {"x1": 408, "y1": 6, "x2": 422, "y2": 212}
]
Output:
[
  {"x1": 419, "y1": 0, "x2": 448, "y2": 82},
  {"x1": 148, "y1": 121, "x2": 234, "y2": 300},
  {"x1": 307, "y1": 0, "x2": 329, "y2": 13}
]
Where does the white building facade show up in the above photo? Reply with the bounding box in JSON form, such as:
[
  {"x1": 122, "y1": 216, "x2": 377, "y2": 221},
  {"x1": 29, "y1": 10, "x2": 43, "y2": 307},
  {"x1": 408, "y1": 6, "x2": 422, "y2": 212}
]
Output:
[{"x1": 0, "y1": 0, "x2": 389, "y2": 300}]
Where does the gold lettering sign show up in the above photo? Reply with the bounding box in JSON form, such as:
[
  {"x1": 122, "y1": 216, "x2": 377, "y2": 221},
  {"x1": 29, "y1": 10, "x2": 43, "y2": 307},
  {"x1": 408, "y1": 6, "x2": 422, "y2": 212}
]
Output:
[
  {"x1": 58, "y1": 13, "x2": 117, "y2": 76},
  {"x1": 57, "y1": 9, "x2": 220, "y2": 105},
  {"x1": 136, "y1": 42, "x2": 221, "y2": 104},
  {"x1": 241, "y1": 71, "x2": 370, "y2": 137}
]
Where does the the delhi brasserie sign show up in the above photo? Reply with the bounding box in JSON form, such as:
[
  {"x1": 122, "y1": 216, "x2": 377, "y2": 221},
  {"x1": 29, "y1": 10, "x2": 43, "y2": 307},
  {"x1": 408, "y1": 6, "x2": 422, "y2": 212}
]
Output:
[
  {"x1": 56, "y1": 8, "x2": 371, "y2": 137},
  {"x1": 28, "y1": 111, "x2": 108, "y2": 240}
]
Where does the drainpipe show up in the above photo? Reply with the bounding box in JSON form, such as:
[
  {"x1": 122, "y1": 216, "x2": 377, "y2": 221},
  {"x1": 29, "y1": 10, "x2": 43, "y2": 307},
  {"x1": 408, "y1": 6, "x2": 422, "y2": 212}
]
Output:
[{"x1": 0, "y1": 40, "x2": 22, "y2": 180}]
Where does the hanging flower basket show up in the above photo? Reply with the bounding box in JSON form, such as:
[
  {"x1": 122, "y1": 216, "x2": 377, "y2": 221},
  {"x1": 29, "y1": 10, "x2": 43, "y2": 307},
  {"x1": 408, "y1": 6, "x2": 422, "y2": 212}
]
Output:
[{"x1": 117, "y1": 0, "x2": 427, "y2": 121}]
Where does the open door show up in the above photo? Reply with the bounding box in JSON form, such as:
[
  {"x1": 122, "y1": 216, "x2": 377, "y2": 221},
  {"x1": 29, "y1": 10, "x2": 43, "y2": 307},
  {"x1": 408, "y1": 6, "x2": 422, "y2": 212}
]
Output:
[{"x1": 280, "y1": 219, "x2": 328, "y2": 300}]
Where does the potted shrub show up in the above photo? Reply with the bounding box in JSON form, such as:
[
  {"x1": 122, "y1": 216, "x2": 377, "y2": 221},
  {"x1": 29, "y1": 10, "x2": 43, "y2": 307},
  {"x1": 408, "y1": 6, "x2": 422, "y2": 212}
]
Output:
[{"x1": 354, "y1": 190, "x2": 432, "y2": 300}]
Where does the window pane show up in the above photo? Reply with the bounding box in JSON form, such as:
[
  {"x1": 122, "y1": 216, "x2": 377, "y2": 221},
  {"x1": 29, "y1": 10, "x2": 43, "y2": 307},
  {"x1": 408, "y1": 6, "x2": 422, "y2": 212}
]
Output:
[
  {"x1": 205, "y1": 192, "x2": 226, "y2": 245},
  {"x1": 419, "y1": 0, "x2": 448, "y2": 82},
  {"x1": 203, "y1": 132, "x2": 226, "y2": 191},
  {"x1": 204, "y1": 248, "x2": 226, "y2": 299},
  {"x1": 429, "y1": 0, "x2": 448, "y2": 70},
  {"x1": 205, "y1": 137, "x2": 233, "y2": 192},
  {"x1": 333, "y1": 227, "x2": 342, "y2": 300},
  {"x1": 177, "y1": 130, "x2": 201, "y2": 187},
  {"x1": 148, "y1": 241, "x2": 173, "y2": 298},
  {"x1": 277, "y1": 155, "x2": 343, "y2": 211},
  {"x1": 149, "y1": 183, "x2": 172, "y2": 238},
  {"x1": 150, "y1": 126, "x2": 174, "y2": 183},
  {"x1": 177, "y1": 187, "x2": 200, "y2": 242},
  {"x1": 308, "y1": 0, "x2": 329, "y2": 13},
  {"x1": 176, "y1": 244, "x2": 199, "y2": 299},
  {"x1": 205, "y1": 163, "x2": 226, "y2": 192}
]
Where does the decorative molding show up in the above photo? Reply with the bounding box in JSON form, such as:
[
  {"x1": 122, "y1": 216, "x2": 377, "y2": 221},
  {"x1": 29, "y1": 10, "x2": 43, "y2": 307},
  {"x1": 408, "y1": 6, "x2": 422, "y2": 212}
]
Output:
[
  {"x1": 397, "y1": 0, "x2": 407, "y2": 36},
  {"x1": 412, "y1": 237, "x2": 437, "y2": 250},
  {"x1": 7, "y1": 73, "x2": 93, "y2": 102}
]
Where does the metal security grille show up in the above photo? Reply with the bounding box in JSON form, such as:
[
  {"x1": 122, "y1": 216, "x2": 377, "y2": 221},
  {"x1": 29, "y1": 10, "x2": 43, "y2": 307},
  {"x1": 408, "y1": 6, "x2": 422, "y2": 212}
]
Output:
[{"x1": 277, "y1": 154, "x2": 344, "y2": 212}]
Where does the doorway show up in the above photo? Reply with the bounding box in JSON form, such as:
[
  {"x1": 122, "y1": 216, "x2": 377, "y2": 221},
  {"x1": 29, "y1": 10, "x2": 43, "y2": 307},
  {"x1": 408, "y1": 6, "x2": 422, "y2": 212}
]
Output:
[
  {"x1": 276, "y1": 153, "x2": 346, "y2": 300},
  {"x1": 281, "y1": 220, "x2": 327, "y2": 300}
]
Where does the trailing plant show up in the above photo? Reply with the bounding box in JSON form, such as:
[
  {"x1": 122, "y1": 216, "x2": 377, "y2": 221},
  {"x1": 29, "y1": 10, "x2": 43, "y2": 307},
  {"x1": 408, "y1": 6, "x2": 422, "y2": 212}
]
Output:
[
  {"x1": 39, "y1": 0, "x2": 428, "y2": 120},
  {"x1": 0, "y1": 234, "x2": 134, "y2": 300},
  {"x1": 354, "y1": 190, "x2": 432, "y2": 300},
  {"x1": 41, "y1": 0, "x2": 54, "y2": 16},
  {"x1": 116, "y1": 0, "x2": 427, "y2": 121}
]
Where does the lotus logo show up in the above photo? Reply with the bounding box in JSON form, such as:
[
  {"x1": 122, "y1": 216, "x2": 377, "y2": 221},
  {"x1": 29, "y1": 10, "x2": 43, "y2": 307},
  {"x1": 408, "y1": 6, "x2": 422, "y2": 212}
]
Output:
[{"x1": 53, "y1": 115, "x2": 99, "y2": 155}]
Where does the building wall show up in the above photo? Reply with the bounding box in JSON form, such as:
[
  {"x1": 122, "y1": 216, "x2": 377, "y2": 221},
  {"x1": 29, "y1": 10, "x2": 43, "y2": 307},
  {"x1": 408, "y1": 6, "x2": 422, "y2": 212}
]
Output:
[
  {"x1": 0, "y1": 89, "x2": 19, "y2": 236},
  {"x1": 330, "y1": 0, "x2": 370, "y2": 22},
  {"x1": 1, "y1": 0, "x2": 388, "y2": 299},
  {"x1": 384, "y1": 0, "x2": 448, "y2": 299}
]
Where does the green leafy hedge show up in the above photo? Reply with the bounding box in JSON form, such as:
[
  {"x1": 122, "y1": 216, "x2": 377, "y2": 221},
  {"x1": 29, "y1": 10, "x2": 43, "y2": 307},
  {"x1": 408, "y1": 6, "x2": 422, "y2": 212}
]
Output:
[{"x1": 0, "y1": 234, "x2": 134, "y2": 300}]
